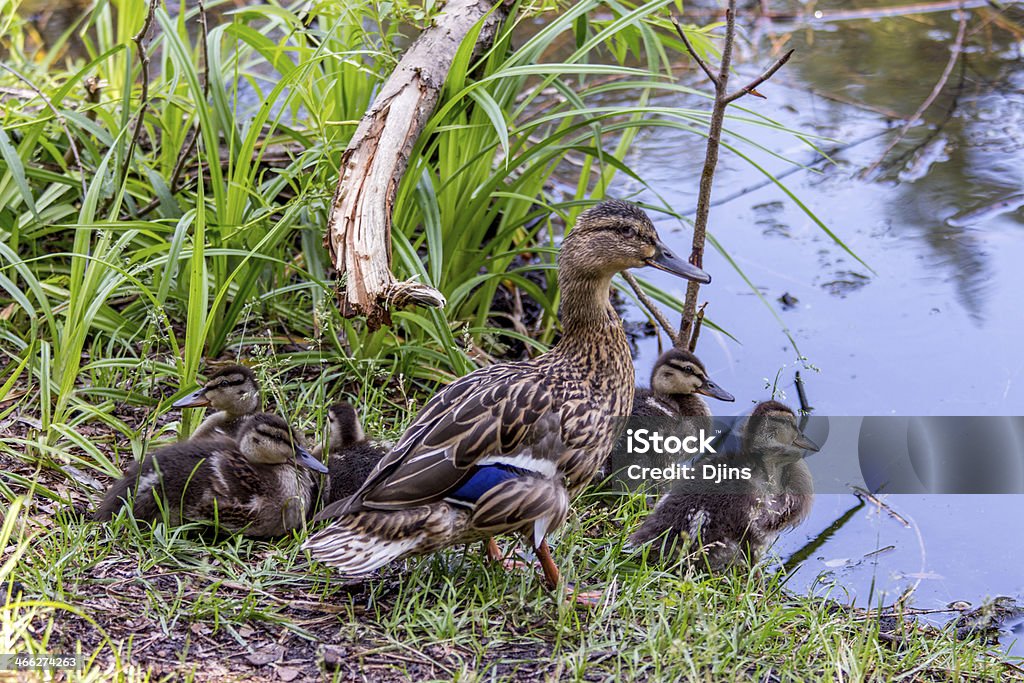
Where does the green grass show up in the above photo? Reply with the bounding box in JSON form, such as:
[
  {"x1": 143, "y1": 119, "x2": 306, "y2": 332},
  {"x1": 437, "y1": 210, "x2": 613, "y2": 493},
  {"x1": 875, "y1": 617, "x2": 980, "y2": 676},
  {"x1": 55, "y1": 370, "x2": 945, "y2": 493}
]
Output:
[{"x1": 3, "y1": 475, "x2": 1018, "y2": 682}]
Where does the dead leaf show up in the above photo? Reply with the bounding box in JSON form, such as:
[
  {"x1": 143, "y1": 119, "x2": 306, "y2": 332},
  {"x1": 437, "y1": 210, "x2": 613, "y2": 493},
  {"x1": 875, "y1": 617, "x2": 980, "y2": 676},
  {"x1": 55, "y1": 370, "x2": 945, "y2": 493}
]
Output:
[{"x1": 276, "y1": 665, "x2": 300, "y2": 681}]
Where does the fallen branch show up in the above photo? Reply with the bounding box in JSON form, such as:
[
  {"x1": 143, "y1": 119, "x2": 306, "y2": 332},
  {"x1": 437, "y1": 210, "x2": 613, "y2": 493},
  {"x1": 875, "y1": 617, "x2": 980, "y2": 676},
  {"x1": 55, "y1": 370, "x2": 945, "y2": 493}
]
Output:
[
  {"x1": 861, "y1": 3, "x2": 968, "y2": 178},
  {"x1": 673, "y1": 4, "x2": 794, "y2": 350},
  {"x1": 324, "y1": 0, "x2": 505, "y2": 328},
  {"x1": 850, "y1": 485, "x2": 912, "y2": 528}
]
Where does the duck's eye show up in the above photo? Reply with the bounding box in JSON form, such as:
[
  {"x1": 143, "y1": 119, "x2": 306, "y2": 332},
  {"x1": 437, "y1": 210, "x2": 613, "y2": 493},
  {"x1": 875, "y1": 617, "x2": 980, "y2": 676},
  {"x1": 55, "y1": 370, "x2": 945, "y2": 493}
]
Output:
[{"x1": 683, "y1": 366, "x2": 694, "y2": 374}]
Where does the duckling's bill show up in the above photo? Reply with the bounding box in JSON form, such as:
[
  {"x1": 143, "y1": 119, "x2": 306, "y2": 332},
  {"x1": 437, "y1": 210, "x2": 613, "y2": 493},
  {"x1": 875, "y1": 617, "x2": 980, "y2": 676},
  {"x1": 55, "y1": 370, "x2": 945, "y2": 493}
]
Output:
[
  {"x1": 172, "y1": 387, "x2": 210, "y2": 408},
  {"x1": 296, "y1": 445, "x2": 329, "y2": 473},
  {"x1": 793, "y1": 433, "x2": 820, "y2": 453},
  {"x1": 646, "y1": 240, "x2": 711, "y2": 284},
  {"x1": 696, "y1": 378, "x2": 735, "y2": 402}
]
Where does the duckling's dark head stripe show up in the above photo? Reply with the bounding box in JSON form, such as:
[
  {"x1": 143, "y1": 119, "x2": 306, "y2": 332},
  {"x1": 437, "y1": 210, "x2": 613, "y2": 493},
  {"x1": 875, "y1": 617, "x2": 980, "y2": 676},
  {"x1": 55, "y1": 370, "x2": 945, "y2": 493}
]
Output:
[{"x1": 207, "y1": 365, "x2": 256, "y2": 387}]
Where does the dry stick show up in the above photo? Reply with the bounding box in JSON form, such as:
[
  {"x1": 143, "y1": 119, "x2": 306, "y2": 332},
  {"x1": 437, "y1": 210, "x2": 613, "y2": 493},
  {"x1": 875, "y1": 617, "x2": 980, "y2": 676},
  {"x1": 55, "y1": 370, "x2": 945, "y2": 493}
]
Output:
[
  {"x1": 117, "y1": 0, "x2": 160, "y2": 195},
  {"x1": 0, "y1": 63, "x2": 87, "y2": 198},
  {"x1": 135, "y1": 0, "x2": 209, "y2": 218},
  {"x1": 621, "y1": 272, "x2": 680, "y2": 346},
  {"x1": 861, "y1": 3, "x2": 968, "y2": 178},
  {"x1": 850, "y1": 485, "x2": 912, "y2": 528},
  {"x1": 673, "y1": 6, "x2": 794, "y2": 349},
  {"x1": 686, "y1": 302, "x2": 707, "y2": 353}
]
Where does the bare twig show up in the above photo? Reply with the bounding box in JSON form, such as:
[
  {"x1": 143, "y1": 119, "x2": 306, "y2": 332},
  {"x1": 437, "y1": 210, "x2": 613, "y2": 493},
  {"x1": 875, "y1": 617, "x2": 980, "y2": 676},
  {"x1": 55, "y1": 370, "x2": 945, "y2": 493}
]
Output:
[
  {"x1": 134, "y1": 1, "x2": 208, "y2": 218},
  {"x1": 117, "y1": 0, "x2": 160, "y2": 194},
  {"x1": 670, "y1": 17, "x2": 719, "y2": 86},
  {"x1": 621, "y1": 272, "x2": 680, "y2": 346},
  {"x1": 0, "y1": 62, "x2": 87, "y2": 198},
  {"x1": 861, "y1": 3, "x2": 968, "y2": 177},
  {"x1": 795, "y1": 370, "x2": 812, "y2": 413},
  {"x1": 850, "y1": 486, "x2": 912, "y2": 527},
  {"x1": 723, "y1": 48, "x2": 794, "y2": 104},
  {"x1": 686, "y1": 302, "x2": 707, "y2": 352},
  {"x1": 675, "y1": 0, "x2": 794, "y2": 351}
]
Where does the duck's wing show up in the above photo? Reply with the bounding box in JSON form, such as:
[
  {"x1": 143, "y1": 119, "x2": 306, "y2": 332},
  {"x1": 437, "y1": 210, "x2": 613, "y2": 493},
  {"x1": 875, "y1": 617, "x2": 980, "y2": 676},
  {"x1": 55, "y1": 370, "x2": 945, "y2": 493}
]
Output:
[{"x1": 340, "y1": 363, "x2": 564, "y2": 514}]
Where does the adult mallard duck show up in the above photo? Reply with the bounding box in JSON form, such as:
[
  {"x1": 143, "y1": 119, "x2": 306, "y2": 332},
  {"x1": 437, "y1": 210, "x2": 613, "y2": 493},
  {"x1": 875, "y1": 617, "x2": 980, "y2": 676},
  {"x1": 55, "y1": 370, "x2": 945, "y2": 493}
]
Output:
[
  {"x1": 633, "y1": 348, "x2": 734, "y2": 418},
  {"x1": 95, "y1": 413, "x2": 328, "y2": 537},
  {"x1": 172, "y1": 365, "x2": 261, "y2": 440},
  {"x1": 303, "y1": 200, "x2": 711, "y2": 593},
  {"x1": 314, "y1": 402, "x2": 386, "y2": 506},
  {"x1": 629, "y1": 400, "x2": 818, "y2": 570}
]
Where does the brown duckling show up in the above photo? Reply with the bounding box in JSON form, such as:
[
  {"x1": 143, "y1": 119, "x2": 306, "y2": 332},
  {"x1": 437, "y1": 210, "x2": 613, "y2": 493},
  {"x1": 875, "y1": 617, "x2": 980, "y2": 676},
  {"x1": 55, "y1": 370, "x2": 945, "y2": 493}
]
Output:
[
  {"x1": 632, "y1": 348, "x2": 734, "y2": 418},
  {"x1": 315, "y1": 402, "x2": 386, "y2": 506},
  {"x1": 602, "y1": 349, "x2": 734, "y2": 490},
  {"x1": 95, "y1": 413, "x2": 328, "y2": 537},
  {"x1": 172, "y1": 365, "x2": 261, "y2": 440},
  {"x1": 629, "y1": 400, "x2": 818, "y2": 571}
]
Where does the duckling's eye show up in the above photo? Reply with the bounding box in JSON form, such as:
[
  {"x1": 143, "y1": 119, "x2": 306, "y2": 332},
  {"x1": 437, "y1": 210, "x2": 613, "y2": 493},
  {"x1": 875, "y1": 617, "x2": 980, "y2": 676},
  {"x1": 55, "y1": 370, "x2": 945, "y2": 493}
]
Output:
[{"x1": 683, "y1": 366, "x2": 694, "y2": 374}]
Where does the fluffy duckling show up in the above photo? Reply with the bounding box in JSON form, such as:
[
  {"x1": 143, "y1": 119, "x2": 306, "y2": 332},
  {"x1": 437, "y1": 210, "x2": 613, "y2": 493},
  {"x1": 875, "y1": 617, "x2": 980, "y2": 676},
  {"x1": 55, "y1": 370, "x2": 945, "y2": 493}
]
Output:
[
  {"x1": 633, "y1": 348, "x2": 734, "y2": 418},
  {"x1": 172, "y1": 365, "x2": 261, "y2": 440},
  {"x1": 315, "y1": 403, "x2": 386, "y2": 506},
  {"x1": 95, "y1": 413, "x2": 328, "y2": 537},
  {"x1": 629, "y1": 400, "x2": 818, "y2": 571},
  {"x1": 303, "y1": 200, "x2": 712, "y2": 594},
  {"x1": 602, "y1": 349, "x2": 735, "y2": 489}
]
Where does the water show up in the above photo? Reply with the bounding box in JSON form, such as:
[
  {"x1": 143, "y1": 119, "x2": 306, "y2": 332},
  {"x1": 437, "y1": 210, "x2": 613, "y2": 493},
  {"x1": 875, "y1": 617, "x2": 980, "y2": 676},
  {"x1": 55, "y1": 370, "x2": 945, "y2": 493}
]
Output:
[{"x1": 602, "y1": 1, "x2": 1024, "y2": 653}]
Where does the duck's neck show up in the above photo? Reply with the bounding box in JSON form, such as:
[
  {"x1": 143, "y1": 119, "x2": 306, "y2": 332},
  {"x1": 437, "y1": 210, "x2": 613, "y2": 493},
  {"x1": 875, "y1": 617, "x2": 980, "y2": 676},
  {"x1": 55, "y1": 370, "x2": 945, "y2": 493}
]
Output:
[
  {"x1": 554, "y1": 270, "x2": 622, "y2": 351},
  {"x1": 663, "y1": 392, "x2": 711, "y2": 417}
]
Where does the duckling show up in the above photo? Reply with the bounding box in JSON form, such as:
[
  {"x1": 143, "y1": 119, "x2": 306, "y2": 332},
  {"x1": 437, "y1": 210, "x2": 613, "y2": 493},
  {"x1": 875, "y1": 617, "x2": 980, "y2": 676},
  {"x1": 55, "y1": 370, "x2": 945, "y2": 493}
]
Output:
[
  {"x1": 633, "y1": 348, "x2": 734, "y2": 418},
  {"x1": 629, "y1": 400, "x2": 818, "y2": 571},
  {"x1": 316, "y1": 403, "x2": 386, "y2": 505},
  {"x1": 95, "y1": 413, "x2": 328, "y2": 537},
  {"x1": 172, "y1": 365, "x2": 261, "y2": 440},
  {"x1": 303, "y1": 200, "x2": 712, "y2": 595},
  {"x1": 602, "y1": 349, "x2": 735, "y2": 489}
]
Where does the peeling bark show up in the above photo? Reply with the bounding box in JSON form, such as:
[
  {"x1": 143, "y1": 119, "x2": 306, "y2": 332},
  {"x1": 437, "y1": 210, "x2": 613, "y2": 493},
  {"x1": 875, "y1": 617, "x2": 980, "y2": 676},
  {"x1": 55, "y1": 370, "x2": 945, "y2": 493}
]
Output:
[{"x1": 324, "y1": 0, "x2": 505, "y2": 329}]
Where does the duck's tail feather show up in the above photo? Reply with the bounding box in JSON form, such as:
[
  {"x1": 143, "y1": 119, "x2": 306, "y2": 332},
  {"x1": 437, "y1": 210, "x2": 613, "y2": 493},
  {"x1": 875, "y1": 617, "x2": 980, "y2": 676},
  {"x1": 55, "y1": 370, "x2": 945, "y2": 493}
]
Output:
[{"x1": 302, "y1": 503, "x2": 471, "y2": 575}]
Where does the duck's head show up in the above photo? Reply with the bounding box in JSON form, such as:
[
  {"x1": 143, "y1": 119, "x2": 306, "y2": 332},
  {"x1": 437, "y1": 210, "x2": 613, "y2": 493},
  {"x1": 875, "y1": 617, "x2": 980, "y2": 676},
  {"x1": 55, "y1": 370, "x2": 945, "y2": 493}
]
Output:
[
  {"x1": 237, "y1": 413, "x2": 328, "y2": 473},
  {"x1": 172, "y1": 365, "x2": 260, "y2": 415},
  {"x1": 326, "y1": 402, "x2": 366, "y2": 450},
  {"x1": 741, "y1": 400, "x2": 819, "y2": 462},
  {"x1": 559, "y1": 200, "x2": 711, "y2": 283},
  {"x1": 650, "y1": 349, "x2": 735, "y2": 402}
]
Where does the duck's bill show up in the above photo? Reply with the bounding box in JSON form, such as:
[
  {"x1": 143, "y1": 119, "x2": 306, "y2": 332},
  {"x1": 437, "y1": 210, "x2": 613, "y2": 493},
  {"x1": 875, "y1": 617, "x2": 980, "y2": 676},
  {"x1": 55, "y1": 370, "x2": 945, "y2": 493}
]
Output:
[
  {"x1": 295, "y1": 446, "x2": 329, "y2": 473},
  {"x1": 172, "y1": 388, "x2": 210, "y2": 408},
  {"x1": 646, "y1": 241, "x2": 711, "y2": 284},
  {"x1": 793, "y1": 433, "x2": 820, "y2": 453},
  {"x1": 697, "y1": 379, "x2": 735, "y2": 402}
]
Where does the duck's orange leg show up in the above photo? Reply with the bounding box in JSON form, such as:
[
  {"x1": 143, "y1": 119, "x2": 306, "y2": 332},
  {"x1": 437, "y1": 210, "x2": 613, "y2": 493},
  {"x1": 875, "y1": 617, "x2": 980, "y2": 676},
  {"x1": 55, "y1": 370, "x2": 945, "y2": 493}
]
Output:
[
  {"x1": 534, "y1": 540, "x2": 603, "y2": 606},
  {"x1": 484, "y1": 537, "x2": 531, "y2": 571}
]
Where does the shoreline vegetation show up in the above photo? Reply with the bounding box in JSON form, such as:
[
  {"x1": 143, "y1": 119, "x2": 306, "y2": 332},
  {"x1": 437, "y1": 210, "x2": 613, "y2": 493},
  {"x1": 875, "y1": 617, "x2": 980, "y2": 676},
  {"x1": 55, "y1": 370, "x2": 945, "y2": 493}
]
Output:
[{"x1": 1, "y1": 0, "x2": 1021, "y2": 679}]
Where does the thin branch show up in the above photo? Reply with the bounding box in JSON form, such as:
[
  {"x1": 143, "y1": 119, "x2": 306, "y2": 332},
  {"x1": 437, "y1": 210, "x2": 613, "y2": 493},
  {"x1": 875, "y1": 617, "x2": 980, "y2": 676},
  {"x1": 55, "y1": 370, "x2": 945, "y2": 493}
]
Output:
[
  {"x1": 670, "y1": 16, "x2": 719, "y2": 87},
  {"x1": 117, "y1": 0, "x2": 160, "y2": 197},
  {"x1": 723, "y1": 48, "x2": 794, "y2": 104},
  {"x1": 686, "y1": 302, "x2": 707, "y2": 352},
  {"x1": 134, "y1": 0, "x2": 208, "y2": 218},
  {"x1": 621, "y1": 272, "x2": 680, "y2": 346},
  {"x1": 0, "y1": 62, "x2": 86, "y2": 198},
  {"x1": 861, "y1": 3, "x2": 968, "y2": 178},
  {"x1": 675, "y1": 0, "x2": 795, "y2": 350}
]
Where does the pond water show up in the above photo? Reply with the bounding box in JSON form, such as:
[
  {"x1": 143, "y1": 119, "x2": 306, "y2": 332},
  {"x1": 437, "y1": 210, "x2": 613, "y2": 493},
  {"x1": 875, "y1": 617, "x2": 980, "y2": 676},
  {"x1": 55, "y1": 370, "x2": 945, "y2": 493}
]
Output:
[{"x1": 599, "y1": 1, "x2": 1024, "y2": 654}]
